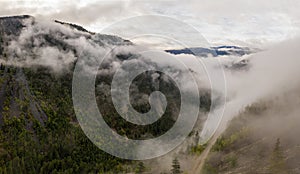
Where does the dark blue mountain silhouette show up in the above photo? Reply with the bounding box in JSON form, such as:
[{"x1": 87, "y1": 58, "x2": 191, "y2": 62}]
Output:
[{"x1": 165, "y1": 46, "x2": 254, "y2": 57}]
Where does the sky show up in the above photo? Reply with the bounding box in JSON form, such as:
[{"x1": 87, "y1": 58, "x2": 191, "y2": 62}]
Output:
[{"x1": 1, "y1": 0, "x2": 300, "y2": 48}]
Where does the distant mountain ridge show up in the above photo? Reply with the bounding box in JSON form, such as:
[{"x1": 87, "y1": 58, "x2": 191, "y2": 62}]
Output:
[{"x1": 165, "y1": 45, "x2": 257, "y2": 57}]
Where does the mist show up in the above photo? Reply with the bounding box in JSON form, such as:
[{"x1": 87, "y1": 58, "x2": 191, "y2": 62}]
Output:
[{"x1": 140, "y1": 37, "x2": 300, "y2": 172}]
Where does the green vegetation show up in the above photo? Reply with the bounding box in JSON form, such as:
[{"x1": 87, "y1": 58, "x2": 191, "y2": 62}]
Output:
[
  {"x1": 0, "y1": 66, "x2": 134, "y2": 173},
  {"x1": 0, "y1": 57, "x2": 213, "y2": 173},
  {"x1": 212, "y1": 127, "x2": 250, "y2": 152},
  {"x1": 190, "y1": 143, "x2": 206, "y2": 155},
  {"x1": 96, "y1": 70, "x2": 182, "y2": 140},
  {"x1": 135, "y1": 162, "x2": 146, "y2": 174},
  {"x1": 1, "y1": 63, "x2": 209, "y2": 173}
]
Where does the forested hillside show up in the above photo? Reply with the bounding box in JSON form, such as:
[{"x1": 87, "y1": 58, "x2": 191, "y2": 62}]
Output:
[{"x1": 0, "y1": 15, "x2": 212, "y2": 173}]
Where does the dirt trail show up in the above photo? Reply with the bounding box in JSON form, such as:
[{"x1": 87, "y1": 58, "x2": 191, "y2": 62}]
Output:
[
  {"x1": 190, "y1": 131, "x2": 222, "y2": 173},
  {"x1": 190, "y1": 114, "x2": 232, "y2": 174}
]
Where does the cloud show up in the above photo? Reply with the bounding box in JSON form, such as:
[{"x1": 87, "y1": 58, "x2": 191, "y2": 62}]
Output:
[
  {"x1": 139, "y1": 36, "x2": 300, "y2": 172},
  {"x1": 0, "y1": 1, "x2": 146, "y2": 29},
  {"x1": 44, "y1": 3, "x2": 126, "y2": 26},
  {"x1": 213, "y1": 37, "x2": 300, "y2": 134},
  {"x1": 1, "y1": 0, "x2": 300, "y2": 46}
]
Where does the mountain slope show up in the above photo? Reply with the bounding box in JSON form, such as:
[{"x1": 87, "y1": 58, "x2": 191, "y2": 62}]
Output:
[
  {"x1": 201, "y1": 88, "x2": 300, "y2": 174},
  {"x1": 0, "y1": 15, "x2": 214, "y2": 173},
  {"x1": 0, "y1": 15, "x2": 136, "y2": 174}
]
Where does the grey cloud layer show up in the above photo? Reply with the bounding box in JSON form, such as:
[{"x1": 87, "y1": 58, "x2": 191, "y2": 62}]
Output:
[{"x1": 2, "y1": 0, "x2": 300, "y2": 46}]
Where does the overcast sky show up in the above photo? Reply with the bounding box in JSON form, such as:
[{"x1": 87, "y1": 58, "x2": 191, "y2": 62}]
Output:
[{"x1": 1, "y1": 0, "x2": 300, "y2": 48}]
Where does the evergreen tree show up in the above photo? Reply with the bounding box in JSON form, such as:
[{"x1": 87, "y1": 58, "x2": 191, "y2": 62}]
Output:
[
  {"x1": 136, "y1": 162, "x2": 145, "y2": 174},
  {"x1": 269, "y1": 138, "x2": 287, "y2": 174},
  {"x1": 171, "y1": 157, "x2": 182, "y2": 174},
  {"x1": 0, "y1": 63, "x2": 4, "y2": 70}
]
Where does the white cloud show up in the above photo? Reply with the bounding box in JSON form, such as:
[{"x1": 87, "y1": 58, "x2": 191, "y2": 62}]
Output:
[{"x1": 1, "y1": 0, "x2": 300, "y2": 47}]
